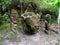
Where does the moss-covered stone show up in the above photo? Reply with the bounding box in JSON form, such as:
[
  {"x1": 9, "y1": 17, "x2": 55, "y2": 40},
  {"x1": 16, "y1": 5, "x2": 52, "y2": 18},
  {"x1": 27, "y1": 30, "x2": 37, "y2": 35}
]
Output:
[{"x1": 21, "y1": 12, "x2": 41, "y2": 34}]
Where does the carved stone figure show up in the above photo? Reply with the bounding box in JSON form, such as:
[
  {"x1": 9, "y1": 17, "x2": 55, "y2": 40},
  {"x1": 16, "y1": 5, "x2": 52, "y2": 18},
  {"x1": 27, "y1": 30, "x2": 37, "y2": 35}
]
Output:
[{"x1": 10, "y1": 9, "x2": 19, "y2": 34}]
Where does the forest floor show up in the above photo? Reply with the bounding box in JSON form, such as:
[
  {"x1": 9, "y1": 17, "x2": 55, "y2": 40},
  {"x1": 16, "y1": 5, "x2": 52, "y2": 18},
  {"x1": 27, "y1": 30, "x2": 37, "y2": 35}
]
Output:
[{"x1": 0, "y1": 23, "x2": 60, "y2": 45}]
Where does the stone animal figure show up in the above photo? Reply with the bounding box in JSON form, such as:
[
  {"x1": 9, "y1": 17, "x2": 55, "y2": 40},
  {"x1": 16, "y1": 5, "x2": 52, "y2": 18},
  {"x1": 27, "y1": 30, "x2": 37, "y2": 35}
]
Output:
[
  {"x1": 44, "y1": 14, "x2": 51, "y2": 33},
  {"x1": 21, "y1": 12, "x2": 41, "y2": 34},
  {"x1": 21, "y1": 4, "x2": 41, "y2": 34},
  {"x1": 21, "y1": 3, "x2": 51, "y2": 34},
  {"x1": 10, "y1": 9, "x2": 19, "y2": 34},
  {"x1": 10, "y1": 9, "x2": 21, "y2": 42},
  {"x1": 39, "y1": 14, "x2": 51, "y2": 33},
  {"x1": 45, "y1": 14, "x2": 51, "y2": 25}
]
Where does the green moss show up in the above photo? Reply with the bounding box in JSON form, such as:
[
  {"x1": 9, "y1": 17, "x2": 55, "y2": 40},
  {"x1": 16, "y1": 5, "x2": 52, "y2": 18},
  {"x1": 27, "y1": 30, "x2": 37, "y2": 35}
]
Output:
[
  {"x1": 47, "y1": 30, "x2": 53, "y2": 34},
  {"x1": 0, "y1": 22, "x2": 10, "y2": 30},
  {"x1": 0, "y1": 22, "x2": 10, "y2": 38}
]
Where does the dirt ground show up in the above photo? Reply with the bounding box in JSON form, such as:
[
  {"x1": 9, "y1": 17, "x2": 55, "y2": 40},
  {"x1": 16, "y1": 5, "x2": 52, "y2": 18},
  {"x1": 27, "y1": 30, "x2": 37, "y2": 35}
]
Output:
[{"x1": 1, "y1": 24, "x2": 60, "y2": 45}]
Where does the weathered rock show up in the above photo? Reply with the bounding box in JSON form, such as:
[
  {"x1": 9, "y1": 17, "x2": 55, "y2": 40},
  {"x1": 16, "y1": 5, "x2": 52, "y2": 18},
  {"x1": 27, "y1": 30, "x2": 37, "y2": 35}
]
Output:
[
  {"x1": 21, "y1": 12, "x2": 41, "y2": 34},
  {"x1": 10, "y1": 9, "x2": 19, "y2": 34},
  {"x1": 45, "y1": 14, "x2": 51, "y2": 26}
]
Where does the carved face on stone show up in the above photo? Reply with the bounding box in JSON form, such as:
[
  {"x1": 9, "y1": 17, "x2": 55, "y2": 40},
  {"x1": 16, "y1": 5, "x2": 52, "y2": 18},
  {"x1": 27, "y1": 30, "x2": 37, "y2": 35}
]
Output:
[
  {"x1": 10, "y1": 9, "x2": 18, "y2": 23},
  {"x1": 21, "y1": 12, "x2": 41, "y2": 30}
]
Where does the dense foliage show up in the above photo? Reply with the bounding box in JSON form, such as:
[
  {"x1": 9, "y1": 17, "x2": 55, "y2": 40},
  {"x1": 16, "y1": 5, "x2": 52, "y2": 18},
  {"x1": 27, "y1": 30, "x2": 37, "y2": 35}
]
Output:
[{"x1": 0, "y1": 0, "x2": 59, "y2": 29}]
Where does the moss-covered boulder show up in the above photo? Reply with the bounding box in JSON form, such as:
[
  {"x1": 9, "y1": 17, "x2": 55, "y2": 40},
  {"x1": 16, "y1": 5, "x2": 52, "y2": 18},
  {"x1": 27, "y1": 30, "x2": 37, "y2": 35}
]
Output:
[{"x1": 21, "y1": 12, "x2": 41, "y2": 34}]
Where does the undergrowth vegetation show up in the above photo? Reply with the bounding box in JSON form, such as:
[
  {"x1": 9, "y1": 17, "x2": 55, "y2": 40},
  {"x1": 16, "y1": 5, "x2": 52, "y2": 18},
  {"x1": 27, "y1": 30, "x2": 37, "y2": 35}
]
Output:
[{"x1": 0, "y1": 0, "x2": 59, "y2": 30}]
